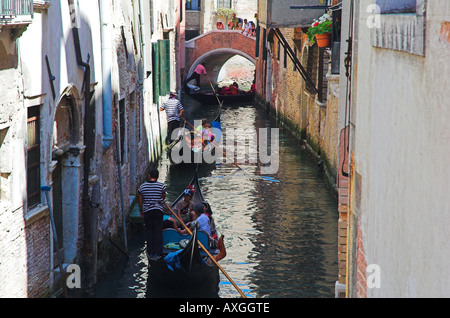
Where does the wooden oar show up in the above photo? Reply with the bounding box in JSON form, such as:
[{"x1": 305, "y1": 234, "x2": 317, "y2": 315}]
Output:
[
  {"x1": 208, "y1": 78, "x2": 223, "y2": 107},
  {"x1": 163, "y1": 201, "x2": 247, "y2": 298},
  {"x1": 180, "y1": 115, "x2": 243, "y2": 171}
]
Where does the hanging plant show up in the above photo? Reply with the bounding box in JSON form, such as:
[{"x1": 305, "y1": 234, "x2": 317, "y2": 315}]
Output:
[{"x1": 306, "y1": 13, "x2": 332, "y2": 44}]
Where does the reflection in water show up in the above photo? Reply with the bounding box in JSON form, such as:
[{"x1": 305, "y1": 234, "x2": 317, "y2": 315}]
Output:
[{"x1": 93, "y1": 99, "x2": 338, "y2": 298}]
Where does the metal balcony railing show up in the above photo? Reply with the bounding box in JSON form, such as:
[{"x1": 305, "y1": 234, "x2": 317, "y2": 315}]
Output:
[{"x1": 1, "y1": 0, "x2": 33, "y2": 22}]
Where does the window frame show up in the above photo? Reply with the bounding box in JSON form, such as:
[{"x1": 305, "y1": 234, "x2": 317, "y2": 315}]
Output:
[{"x1": 186, "y1": 0, "x2": 201, "y2": 11}]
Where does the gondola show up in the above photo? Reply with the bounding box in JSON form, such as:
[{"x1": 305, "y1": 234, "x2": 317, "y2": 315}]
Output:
[
  {"x1": 187, "y1": 90, "x2": 254, "y2": 105},
  {"x1": 185, "y1": 83, "x2": 254, "y2": 105},
  {"x1": 146, "y1": 174, "x2": 223, "y2": 298},
  {"x1": 168, "y1": 106, "x2": 222, "y2": 165},
  {"x1": 166, "y1": 120, "x2": 186, "y2": 165}
]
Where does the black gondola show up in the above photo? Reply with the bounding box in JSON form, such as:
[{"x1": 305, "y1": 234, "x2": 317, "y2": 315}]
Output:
[
  {"x1": 187, "y1": 91, "x2": 254, "y2": 105},
  {"x1": 184, "y1": 83, "x2": 254, "y2": 105},
  {"x1": 166, "y1": 120, "x2": 186, "y2": 165},
  {"x1": 146, "y1": 174, "x2": 222, "y2": 298},
  {"x1": 168, "y1": 106, "x2": 222, "y2": 165}
]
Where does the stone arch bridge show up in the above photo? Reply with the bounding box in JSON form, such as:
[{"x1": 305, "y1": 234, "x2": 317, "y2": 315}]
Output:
[{"x1": 185, "y1": 30, "x2": 256, "y2": 87}]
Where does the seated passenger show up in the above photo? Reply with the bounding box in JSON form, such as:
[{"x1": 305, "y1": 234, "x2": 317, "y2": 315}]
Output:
[
  {"x1": 216, "y1": 19, "x2": 224, "y2": 30},
  {"x1": 179, "y1": 203, "x2": 211, "y2": 236},
  {"x1": 174, "y1": 189, "x2": 195, "y2": 229},
  {"x1": 247, "y1": 80, "x2": 255, "y2": 93},
  {"x1": 192, "y1": 203, "x2": 211, "y2": 236},
  {"x1": 228, "y1": 82, "x2": 240, "y2": 96}
]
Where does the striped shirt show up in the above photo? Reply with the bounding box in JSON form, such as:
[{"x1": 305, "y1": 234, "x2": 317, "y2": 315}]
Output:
[
  {"x1": 160, "y1": 98, "x2": 183, "y2": 122},
  {"x1": 138, "y1": 181, "x2": 166, "y2": 213}
]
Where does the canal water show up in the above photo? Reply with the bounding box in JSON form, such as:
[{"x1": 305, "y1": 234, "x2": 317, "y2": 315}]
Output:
[{"x1": 93, "y1": 96, "x2": 338, "y2": 298}]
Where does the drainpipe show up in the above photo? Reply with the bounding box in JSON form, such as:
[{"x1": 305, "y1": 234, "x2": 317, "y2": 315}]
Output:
[
  {"x1": 138, "y1": 0, "x2": 147, "y2": 77},
  {"x1": 99, "y1": 0, "x2": 114, "y2": 150}
]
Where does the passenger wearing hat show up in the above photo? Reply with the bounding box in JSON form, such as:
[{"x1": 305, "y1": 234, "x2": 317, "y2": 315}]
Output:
[
  {"x1": 160, "y1": 91, "x2": 184, "y2": 144},
  {"x1": 216, "y1": 19, "x2": 224, "y2": 30},
  {"x1": 174, "y1": 188, "x2": 195, "y2": 228}
]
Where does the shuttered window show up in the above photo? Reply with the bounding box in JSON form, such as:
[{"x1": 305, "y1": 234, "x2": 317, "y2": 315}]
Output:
[
  {"x1": 159, "y1": 39, "x2": 171, "y2": 96},
  {"x1": 152, "y1": 42, "x2": 160, "y2": 103},
  {"x1": 27, "y1": 106, "x2": 41, "y2": 208},
  {"x1": 152, "y1": 40, "x2": 171, "y2": 102}
]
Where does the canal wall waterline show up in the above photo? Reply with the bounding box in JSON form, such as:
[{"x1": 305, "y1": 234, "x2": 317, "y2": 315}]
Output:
[{"x1": 253, "y1": 93, "x2": 338, "y2": 198}]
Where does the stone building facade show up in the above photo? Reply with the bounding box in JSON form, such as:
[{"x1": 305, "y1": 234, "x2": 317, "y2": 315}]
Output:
[{"x1": 0, "y1": 0, "x2": 182, "y2": 297}]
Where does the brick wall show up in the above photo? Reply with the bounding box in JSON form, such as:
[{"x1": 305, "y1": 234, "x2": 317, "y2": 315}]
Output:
[
  {"x1": 355, "y1": 224, "x2": 367, "y2": 298},
  {"x1": 337, "y1": 126, "x2": 349, "y2": 286},
  {"x1": 256, "y1": 27, "x2": 339, "y2": 183},
  {"x1": 25, "y1": 215, "x2": 51, "y2": 298}
]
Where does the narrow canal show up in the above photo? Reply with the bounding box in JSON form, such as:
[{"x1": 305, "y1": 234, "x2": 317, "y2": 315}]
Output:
[{"x1": 93, "y1": 96, "x2": 338, "y2": 298}]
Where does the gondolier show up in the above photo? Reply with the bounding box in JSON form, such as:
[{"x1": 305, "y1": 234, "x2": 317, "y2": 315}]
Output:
[
  {"x1": 138, "y1": 169, "x2": 166, "y2": 260},
  {"x1": 160, "y1": 92, "x2": 184, "y2": 144},
  {"x1": 185, "y1": 63, "x2": 207, "y2": 88}
]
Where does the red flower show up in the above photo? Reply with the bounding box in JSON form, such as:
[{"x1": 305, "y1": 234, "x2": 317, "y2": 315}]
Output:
[{"x1": 313, "y1": 22, "x2": 319, "y2": 27}]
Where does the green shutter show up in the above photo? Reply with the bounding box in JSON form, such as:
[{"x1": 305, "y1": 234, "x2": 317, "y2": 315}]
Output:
[
  {"x1": 158, "y1": 39, "x2": 171, "y2": 96},
  {"x1": 164, "y1": 40, "x2": 171, "y2": 94},
  {"x1": 152, "y1": 42, "x2": 160, "y2": 103}
]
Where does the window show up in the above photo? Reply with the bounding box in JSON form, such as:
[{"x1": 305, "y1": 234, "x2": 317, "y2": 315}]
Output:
[
  {"x1": 217, "y1": 0, "x2": 231, "y2": 9},
  {"x1": 372, "y1": 0, "x2": 426, "y2": 56},
  {"x1": 119, "y1": 98, "x2": 126, "y2": 163},
  {"x1": 305, "y1": 46, "x2": 318, "y2": 94},
  {"x1": 186, "y1": 0, "x2": 201, "y2": 11},
  {"x1": 27, "y1": 106, "x2": 41, "y2": 208},
  {"x1": 277, "y1": 41, "x2": 280, "y2": 60},
  {"x1": 293, "y1": 46, "x2": 297, "y2": 72},
  {"x1": 317, "y1": 48, "x2": 329, "y2": 103}
]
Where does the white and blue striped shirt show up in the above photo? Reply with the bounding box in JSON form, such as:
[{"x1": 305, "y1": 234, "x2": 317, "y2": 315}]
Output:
[
  {"x1": 138, "y1": 181, "x2": 166, "y2": 213},
  {"x1": 160, "y1": 97, "x2": 183, "y2": 122}
]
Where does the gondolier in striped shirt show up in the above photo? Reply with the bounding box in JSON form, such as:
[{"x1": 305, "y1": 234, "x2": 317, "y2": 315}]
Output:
[
  {"x1": 160, "y1": 91, "x2": 184, "y2": 144},
  {"x1": 138, "y1": 169, "x2": 166, "y2": 260}
]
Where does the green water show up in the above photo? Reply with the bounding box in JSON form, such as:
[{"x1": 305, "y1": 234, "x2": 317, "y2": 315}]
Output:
[{"x1": 94, "y1": 98, "x2": 338, "y2": 298}]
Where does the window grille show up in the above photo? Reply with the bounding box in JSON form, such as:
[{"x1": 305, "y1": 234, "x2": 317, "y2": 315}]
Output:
[{"x1": 217, "y1": 0, "x2": 231, "y2": 9}]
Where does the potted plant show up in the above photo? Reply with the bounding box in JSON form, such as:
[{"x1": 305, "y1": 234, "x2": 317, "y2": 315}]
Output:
[{"x1": 306, "y1": 13, "x2": 332, "y2": 47}]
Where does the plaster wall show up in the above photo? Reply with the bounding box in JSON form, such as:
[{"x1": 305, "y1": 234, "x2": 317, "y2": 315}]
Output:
[{"x1": 351, "y1": 0, "x2": 450, "y2": 297}]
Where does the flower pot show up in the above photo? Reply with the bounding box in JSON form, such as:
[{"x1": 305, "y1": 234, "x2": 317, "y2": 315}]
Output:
[{"x1": 315, "y1": 33, "x2": 331, "y2": 48}]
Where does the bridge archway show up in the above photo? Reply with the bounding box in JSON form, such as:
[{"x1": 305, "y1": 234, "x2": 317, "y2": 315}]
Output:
[
  {"x1": 188, "y1": 48, "x2": 255, "y2": 86},
  {"x1": 185, "y1": 30, "x2": 256, "y2": 88}
]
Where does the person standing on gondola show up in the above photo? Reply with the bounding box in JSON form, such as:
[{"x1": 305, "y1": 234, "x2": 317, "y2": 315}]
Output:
[
  {"x1": 138, "y1": 169, "x2": 166, "y2": 260},
  {"x1": 184, "y1": 63, "x2": 207, "y2": 88},
  {"x1": 160, "y1": 92, "x2": 184, "y2": 144}
]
